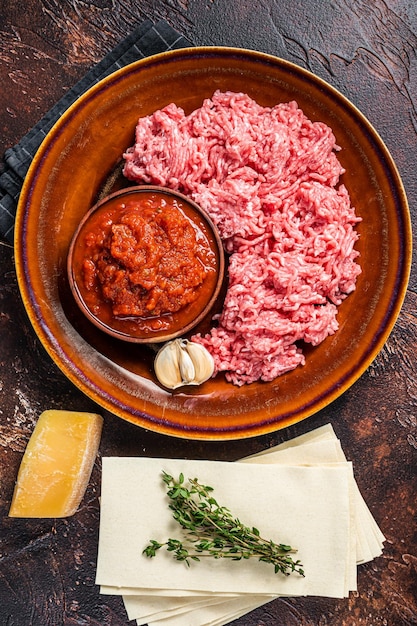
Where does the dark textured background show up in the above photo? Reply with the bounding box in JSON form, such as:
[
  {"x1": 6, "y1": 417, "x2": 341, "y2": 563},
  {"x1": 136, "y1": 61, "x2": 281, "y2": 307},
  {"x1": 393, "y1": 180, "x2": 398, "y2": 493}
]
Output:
[{"x1": 1, "y1": 1, "x2": 417, "y2": 624}]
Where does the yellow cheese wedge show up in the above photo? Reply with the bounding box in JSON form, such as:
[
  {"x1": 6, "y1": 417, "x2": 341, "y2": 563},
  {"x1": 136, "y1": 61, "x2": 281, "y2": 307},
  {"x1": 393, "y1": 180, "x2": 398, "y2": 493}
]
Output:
[{"x1": 9, "y1": 410, "x2": 103, "y2": 518}]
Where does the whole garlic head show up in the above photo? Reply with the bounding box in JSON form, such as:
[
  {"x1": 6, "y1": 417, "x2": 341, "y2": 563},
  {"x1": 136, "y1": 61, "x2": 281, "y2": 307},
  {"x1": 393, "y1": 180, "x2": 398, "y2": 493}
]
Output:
[{"x1": 154, "y1": 339, "x2": 215, "y2": 390}]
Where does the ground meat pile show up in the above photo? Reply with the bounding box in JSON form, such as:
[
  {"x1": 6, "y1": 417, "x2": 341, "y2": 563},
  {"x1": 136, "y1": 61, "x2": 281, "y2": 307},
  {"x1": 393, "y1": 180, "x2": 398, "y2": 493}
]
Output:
[{"x1": 123, "y1": 91, "x2": 361, "y2": 385}]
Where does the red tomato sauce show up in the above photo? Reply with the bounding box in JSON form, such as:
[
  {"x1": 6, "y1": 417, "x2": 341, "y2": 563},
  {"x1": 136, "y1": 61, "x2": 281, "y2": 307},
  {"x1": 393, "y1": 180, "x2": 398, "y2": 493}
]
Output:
[{"x1": 71, "y1": 191, "x2": 219, "y2": 337}]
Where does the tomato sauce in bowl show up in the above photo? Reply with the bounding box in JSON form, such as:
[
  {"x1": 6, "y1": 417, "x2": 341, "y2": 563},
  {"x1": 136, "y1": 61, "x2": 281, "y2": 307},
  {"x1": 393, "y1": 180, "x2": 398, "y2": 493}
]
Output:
[{"x1": 67, "y1": 186, "x2": 225, "y2": 343}]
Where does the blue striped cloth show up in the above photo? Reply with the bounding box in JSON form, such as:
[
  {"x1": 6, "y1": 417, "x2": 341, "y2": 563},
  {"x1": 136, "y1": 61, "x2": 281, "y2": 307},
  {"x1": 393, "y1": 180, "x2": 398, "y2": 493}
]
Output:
[{"x1": 0, "y1": 20, "x2": 191, "y2": 243}]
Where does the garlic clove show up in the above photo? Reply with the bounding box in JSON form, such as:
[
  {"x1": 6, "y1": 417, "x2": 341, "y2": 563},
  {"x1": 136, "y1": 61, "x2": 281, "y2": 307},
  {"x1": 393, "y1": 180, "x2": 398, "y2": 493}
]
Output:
[
  {"x1": 184, "y1": 341, "x2": 215, "y2": 384},
  {"x1": 177, "y1": 341, "x2": 196, "y2": 384},
  {"x1": 154, "y1": 338, "x2": 215, "y2": 390},
  {"x1": 153, "y1": 340, "x2": 183, "y2": 390}
]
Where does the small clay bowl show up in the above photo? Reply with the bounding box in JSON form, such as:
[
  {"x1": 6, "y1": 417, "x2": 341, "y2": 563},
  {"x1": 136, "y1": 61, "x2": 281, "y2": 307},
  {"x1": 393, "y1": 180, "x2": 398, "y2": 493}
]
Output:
[{"x1": 67, "y1": 186, "x2": 225, "y2": 343}]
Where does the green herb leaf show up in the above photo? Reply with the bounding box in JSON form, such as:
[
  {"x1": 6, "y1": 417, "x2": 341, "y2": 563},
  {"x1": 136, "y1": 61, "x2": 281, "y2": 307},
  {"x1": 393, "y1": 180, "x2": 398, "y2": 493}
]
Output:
[{"x1": 143, "y1": 472, "x2": 305, "y2": 577}]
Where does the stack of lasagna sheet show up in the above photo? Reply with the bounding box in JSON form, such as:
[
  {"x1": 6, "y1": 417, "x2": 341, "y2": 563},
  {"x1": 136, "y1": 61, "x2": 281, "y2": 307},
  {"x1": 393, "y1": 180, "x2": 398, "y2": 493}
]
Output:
[{"x1": 96, "y1": 424, "x2": 385, "y2": 626}]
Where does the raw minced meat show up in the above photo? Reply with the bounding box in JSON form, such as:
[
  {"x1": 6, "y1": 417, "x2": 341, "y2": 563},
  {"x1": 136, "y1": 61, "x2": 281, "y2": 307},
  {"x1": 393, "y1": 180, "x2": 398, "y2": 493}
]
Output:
[{"x1": 123, "y1": 90, "x2": 361, "y2": 385}]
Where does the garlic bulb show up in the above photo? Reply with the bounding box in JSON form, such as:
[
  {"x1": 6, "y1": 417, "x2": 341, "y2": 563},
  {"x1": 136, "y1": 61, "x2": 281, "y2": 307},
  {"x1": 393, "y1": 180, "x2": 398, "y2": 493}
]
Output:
[{"x1": 154, "y1": 339, "x2": 215, "y2": 390}]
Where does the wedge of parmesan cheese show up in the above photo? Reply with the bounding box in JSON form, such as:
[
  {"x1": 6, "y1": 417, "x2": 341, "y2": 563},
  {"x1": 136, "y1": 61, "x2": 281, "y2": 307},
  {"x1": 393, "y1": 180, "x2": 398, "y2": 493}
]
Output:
[{"x1": 9, "y1": 410, "x2": 103, "y2": 518}]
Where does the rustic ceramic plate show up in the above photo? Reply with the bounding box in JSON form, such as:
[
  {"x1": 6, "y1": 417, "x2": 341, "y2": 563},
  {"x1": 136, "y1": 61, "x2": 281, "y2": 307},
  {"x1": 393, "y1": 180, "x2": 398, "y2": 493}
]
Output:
[{"x1": 15, "y1": 47, "x2": 412, "y2": 440}]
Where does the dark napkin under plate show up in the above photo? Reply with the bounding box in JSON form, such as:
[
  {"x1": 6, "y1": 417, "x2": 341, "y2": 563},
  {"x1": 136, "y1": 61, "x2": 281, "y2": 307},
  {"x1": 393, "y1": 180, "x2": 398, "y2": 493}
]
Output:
[{"x1": 0, "y1": 19, "x2": 192, "y2": 244}]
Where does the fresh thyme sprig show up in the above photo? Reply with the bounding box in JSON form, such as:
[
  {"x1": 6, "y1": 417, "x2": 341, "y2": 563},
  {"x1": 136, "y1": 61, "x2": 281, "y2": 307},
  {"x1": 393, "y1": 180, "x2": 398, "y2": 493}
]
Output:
[{"x1": 143, "y1": 471, "x2": 304, "y2": 577}]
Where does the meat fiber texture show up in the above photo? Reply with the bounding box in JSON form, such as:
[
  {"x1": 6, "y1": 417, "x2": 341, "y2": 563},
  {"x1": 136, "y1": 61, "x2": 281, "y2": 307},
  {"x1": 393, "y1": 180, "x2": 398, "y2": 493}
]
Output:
[{"x1": 123, "y1": 91, "x2": 361, "y2": 385}]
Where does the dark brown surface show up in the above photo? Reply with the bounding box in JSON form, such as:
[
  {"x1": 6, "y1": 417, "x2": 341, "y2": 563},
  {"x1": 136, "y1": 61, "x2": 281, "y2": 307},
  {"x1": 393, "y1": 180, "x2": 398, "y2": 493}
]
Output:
[{"x1": 0, "y1": 1, "x2": 416, "y2": 625}]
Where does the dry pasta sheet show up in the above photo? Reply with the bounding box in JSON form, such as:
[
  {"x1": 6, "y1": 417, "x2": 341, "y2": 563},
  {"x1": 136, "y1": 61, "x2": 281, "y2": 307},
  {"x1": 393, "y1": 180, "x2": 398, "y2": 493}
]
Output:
[{"x1": 95, "y1": 424, "x2": 385, "y2": 626}]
